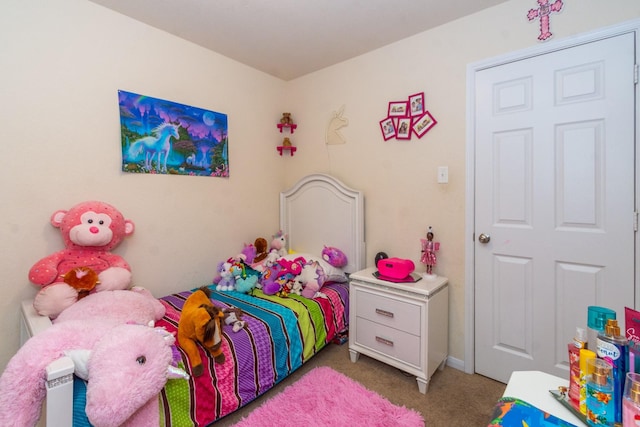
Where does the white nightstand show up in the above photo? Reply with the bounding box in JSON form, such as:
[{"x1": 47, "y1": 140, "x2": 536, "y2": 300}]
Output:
[{"x1": 348, "y1": 267, "x2": 449, "y2": 393}]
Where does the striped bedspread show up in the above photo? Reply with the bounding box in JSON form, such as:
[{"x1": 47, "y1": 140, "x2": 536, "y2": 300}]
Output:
[{"x1": 156, "y1": 281, "x2": 349, "y2": 426}]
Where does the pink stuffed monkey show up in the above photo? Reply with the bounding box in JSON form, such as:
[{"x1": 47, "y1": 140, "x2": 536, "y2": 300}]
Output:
[{"x1": 29, "y1": 201, "x2": 135, "y2": 318}]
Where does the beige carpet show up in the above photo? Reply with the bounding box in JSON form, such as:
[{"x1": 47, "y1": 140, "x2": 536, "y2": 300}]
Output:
[{"x1": 216, "y1": 343, "x2": 506, "y2": 426}]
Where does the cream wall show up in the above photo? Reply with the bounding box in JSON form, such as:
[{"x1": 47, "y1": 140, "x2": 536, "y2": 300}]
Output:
[
  {"x1": 282, "y1": 0, "x2": 640, "y2": 370},
  {"x1": 0, "y1": 0, "x2": 287, "y2": 371},
  {"x1": 1, "y1": 0, "x2": 638, "y2": 374}
]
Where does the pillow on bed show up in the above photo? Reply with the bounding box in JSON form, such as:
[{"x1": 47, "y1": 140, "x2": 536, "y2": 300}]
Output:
[{"x1": 281, "y1": 253, "x2": 347, "y2": 283}]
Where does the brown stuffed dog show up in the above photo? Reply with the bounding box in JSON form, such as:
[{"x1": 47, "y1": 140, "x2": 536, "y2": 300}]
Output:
[{"x1": 177, "y1": 286, "x2": 226, "y2": 377}]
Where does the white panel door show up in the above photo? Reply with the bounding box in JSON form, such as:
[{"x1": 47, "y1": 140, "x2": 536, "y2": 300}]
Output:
[{"x1": 474, "y1": 33, "x2": 635, "y2": 383}]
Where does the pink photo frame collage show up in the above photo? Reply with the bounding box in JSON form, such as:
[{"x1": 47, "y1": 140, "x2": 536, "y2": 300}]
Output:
[{"x1": 379, "y1": 92, "x2": 437, "y2": 141}]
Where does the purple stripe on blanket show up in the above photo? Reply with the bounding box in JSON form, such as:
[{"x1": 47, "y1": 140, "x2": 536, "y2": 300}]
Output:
[{"x1": 227, "y1": 316, "x2": 275, "y2": 403}]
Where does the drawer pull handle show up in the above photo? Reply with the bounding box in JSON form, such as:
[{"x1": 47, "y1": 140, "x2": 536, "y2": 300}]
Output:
[
  {"x1": 375, "y1": 336, "x2": 394, "y2": 347},
  {"x1": 375, "y1": 308, "x2": 394, "y2": 318}
]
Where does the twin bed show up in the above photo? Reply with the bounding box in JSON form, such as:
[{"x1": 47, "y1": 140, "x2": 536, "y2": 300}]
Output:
[{"x1": 19, "y1": 173, "x2": 365, "y2": 426}]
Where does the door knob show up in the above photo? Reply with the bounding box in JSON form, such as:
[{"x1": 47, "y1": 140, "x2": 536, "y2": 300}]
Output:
[{"x1": 478, "y1": 233, "x2": 491, "y2": 244}]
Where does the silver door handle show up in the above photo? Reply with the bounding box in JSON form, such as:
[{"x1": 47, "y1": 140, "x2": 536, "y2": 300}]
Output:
[{"x1": 478, "y1": 233, "x2": 491, "y2": 244}]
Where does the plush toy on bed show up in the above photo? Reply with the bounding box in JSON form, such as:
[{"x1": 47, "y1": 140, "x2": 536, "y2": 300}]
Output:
[
  {"x1": 214, "y1": 261, "x2": 236, "y2": 291},
  {"x1": 29, "y1": 200, "x2": 135, "y2": 318},
  {"x1": 234, "y1": 271, "x2": 259, "y2": 293},
  {"x1": 260, "y1": 262, "x2": 285, "y2": 295},
  {"x1": 53, "y1": 286, "x2": 166, "y2": 325},
  {"x1": 322, "y1": 246, "x2": 348, "y2": 268},
  {"x1": 240, "y1": 243, "x2": 257, "y2": 264},
  {"x1": 261, "y1": 257, "x2": 305, "y2": 296},
  {"x1": 223, "y1": 307, "x2": 247, "y2": 332},
  {"x1": 270, "y1": 230, "x2": 288, "y2": 257},
  {"x1": 253, "y1": 237, "x2": 269, "y2": 263},
  {"x1": 0, "y1": 289, "x2": 187, "y2": 427},
  {"x1": 178, "y1": 286, "x2": 227, "y2": 377},
  {"x1": 297, "y1": 260, "x2": 328, "y2": 299}
]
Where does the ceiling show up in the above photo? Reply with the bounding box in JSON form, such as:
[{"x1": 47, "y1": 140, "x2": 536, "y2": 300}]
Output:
[{"x1": 89, "y1": 0, "x2": 510, "y2": 81}]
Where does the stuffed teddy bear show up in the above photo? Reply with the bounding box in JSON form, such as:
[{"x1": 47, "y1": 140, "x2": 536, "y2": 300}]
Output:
[
  {"x1": 253, "y1": 237, "x2": 269, "y2": 263},
  {"x1": 29, "y1": 200, "x2": 135, "y2": 318},
  {"x1": 280, "y1": 112, "x2": 293, "y2": 125},
  {"x1": 0, "y1": 290, "x2": 187, "y2": 427}
]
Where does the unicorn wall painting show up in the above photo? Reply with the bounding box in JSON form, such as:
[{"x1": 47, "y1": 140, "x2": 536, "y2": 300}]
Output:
[{"x1": 119, "y1": 90, "x2": 229, "y2": 177}]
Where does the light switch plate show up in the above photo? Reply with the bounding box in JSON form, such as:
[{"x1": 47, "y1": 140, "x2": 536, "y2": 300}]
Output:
[{"x1": 437, "y1": 166, "x2": 448, "y2": 183}]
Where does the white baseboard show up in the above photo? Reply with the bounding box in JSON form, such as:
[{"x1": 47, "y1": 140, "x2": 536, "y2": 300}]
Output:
[{"x1": 445, "y1": 356, "x2": 464, "y2": 372}]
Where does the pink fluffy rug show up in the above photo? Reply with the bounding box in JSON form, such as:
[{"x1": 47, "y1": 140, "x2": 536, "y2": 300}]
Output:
[{"x1": 232, "y1": 366, "x2": 425, "y2": 427}]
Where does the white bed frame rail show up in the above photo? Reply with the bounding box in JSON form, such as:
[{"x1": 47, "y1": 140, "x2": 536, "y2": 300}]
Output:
[{"x1": 20, "y1": 300, "x2": 74, "y2": 427}]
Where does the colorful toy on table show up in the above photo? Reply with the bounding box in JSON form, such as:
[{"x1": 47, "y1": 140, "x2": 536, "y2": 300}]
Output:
[{"x1": 29, "y1": 200, "x2": 135, "y2": 319}]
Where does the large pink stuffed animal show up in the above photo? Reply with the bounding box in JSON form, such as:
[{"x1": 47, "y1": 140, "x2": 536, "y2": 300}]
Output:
[
  {"x1": 0, "y1": 289, "x2": 186, "y2": 427},
  {"x1": 29, "y1": 201, "x2": 135, "y2": 318}
]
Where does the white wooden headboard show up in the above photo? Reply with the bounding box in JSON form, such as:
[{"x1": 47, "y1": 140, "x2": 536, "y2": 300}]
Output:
[{"x1": 280, "y1": 174, "x2": 365, "y2": 274}]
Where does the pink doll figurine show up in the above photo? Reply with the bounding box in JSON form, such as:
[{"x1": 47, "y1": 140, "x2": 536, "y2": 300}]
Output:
[{"x1": 420, "y1": 226, "x2": 440, "y2": 278}]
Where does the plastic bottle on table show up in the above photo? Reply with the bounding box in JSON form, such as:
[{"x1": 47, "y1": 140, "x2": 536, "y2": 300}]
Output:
[
  {"x1": 623, "y1": 372, "x2": 640, "y2": 426},
  {"x1": 597, "y1": 319, "x2": 629, "y2": 424},
  {"x1": 586, "y1": 358, "x2": 615, "y2": 426}
]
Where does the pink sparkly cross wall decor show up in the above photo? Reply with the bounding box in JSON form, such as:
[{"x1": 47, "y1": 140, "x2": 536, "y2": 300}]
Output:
[{"x1": 527, "y1": 0, "x2": 563, "y2": 41}]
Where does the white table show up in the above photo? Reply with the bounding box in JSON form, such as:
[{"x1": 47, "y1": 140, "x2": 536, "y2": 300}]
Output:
[
  {"x1": 348, "y1": 267, "x2": 449, "y2": 394},
  {"x1": 503, "y1": 371, "x2": 587, "y2": 426}
]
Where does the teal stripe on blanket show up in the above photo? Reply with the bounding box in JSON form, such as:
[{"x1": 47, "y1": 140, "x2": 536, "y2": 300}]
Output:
[
  {"x1": 73, "y1": 376, "x2": 92, "y2": 427},
  {"x1": 205, "y1": 287, "x2": 304, "y2": 382}
]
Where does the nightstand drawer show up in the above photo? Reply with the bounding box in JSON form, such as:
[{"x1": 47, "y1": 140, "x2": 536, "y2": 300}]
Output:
[
  {"x1": 354, "y1": 287, "x2": 421, "y2": 336},
  {"x1": 355, "y1": 318, "x2": 421, "y2": 367}
]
